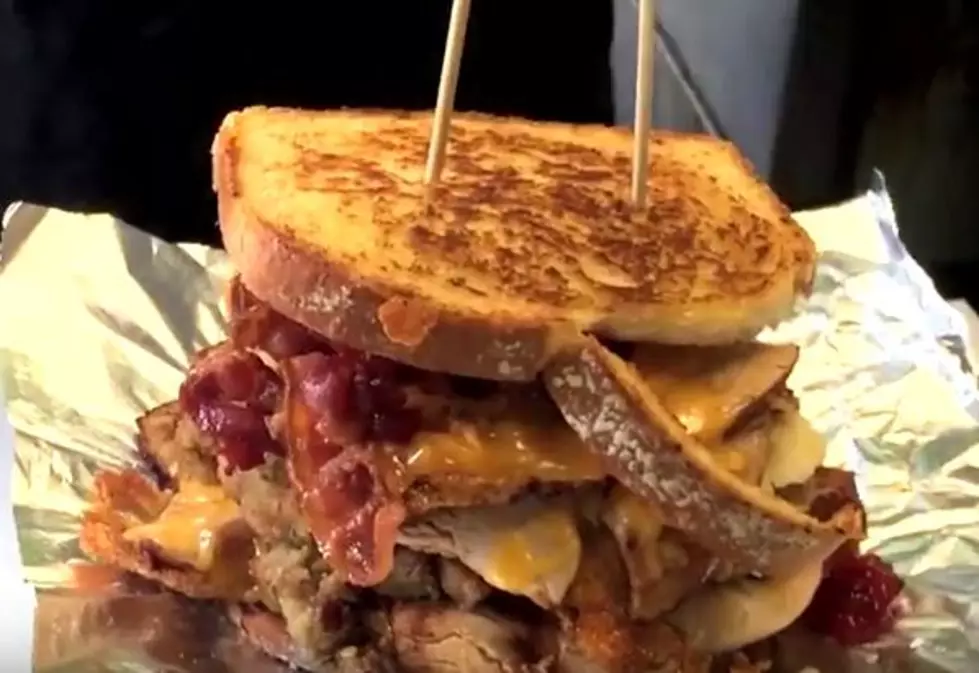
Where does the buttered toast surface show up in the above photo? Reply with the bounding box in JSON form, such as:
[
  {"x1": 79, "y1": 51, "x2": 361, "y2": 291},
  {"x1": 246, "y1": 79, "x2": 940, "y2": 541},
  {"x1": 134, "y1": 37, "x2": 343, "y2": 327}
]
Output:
[{"x1": 215, "y1": 107, "x2": 815, "y2": 377}]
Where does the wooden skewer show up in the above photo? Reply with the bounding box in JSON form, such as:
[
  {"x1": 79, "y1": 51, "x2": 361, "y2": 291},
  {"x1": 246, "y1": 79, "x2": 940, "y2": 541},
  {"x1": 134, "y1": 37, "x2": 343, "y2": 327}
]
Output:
[
  {"x1": 424, "y1": 0, "x2": 473, "y2": 187},
  {"x1": 631, "y1": 0, "x2": 657, "y2": 208}
]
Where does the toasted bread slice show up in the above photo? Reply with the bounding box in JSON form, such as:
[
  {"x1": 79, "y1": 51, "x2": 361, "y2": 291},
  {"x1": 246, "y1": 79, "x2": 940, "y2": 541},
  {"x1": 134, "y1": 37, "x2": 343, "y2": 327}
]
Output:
[
  {"x1": 543, "y1": 338, "x2": 863, "y2": 577},
  {"x1": 214, "y1": 107, "x2": 814, "y2": 380}
]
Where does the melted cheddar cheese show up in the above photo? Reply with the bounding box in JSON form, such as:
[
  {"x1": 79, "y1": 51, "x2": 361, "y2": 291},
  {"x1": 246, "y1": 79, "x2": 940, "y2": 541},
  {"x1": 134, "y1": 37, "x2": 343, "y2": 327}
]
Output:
[
  {"x1": 602, "y1": 485, "x2": 665, "y2": 575},
  {"x1": 394, "y1": 343, "x2": 799, "y2": 488},
  {"x1": 123, "y1": 482, "x2": 241, "y2": 571},
  {"x1": 483, "y1": 505, "x2": 582, "y2": 596},
  {"x1": 604, "y1": 484, "x2": 664, "y2": 546},
  {"x1": 632, "y1": 343, "x2": 798, "y2": 441},
  {"x1": 401, "y1": 419, "x2": 604, "y2": 483}
]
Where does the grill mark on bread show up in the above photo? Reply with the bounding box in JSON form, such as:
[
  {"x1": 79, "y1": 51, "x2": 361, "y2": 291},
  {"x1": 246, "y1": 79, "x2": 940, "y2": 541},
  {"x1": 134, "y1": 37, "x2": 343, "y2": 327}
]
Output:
[
  {"x1": 218, "y1": 197, "x2": 550, "y2": 380},
  {"x1": 379, "y1": 135, "x2": 792, "y2": 306},
  {"x1": 214, "y1": 107, "x2": 816, "y2": 379}
]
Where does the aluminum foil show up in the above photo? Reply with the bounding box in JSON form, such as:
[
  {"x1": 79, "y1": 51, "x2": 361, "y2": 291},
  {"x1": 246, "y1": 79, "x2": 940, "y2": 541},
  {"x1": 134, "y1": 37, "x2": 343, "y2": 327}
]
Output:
[{"x1": 2, "y1": 175, "x2": 979, "y2": 672}]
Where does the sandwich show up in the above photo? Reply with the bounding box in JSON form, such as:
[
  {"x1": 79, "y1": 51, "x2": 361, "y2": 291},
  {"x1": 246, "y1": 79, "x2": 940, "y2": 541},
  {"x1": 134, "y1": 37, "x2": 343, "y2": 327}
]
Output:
[{"x1": 78, "y1": 107, "x2": 902, "y2": 673}]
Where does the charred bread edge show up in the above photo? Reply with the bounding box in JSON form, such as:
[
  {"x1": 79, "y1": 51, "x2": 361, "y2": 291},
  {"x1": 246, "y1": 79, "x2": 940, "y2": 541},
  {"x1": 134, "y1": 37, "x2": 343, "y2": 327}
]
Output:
[
  {"x1": 543, "y1": 337, "x2": 864, "y2": 577},
  {"x1": 214, "y1": 113, "x2": 568, "y2": 382}
]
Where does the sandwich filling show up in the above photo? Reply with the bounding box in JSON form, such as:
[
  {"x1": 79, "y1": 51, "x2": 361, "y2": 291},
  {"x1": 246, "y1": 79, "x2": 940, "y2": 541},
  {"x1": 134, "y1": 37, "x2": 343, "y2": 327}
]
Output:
[{"x1": 79, "y1": 276, "x2": 897, "y2": 673}]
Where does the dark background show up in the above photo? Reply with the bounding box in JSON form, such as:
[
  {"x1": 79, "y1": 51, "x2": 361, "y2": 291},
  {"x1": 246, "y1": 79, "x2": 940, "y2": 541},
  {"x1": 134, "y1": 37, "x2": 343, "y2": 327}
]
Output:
[
  {"x1": 772, "y1": 1, "x2": 979, "y2": 305},
  {"x1": 0, "y1": 1, "x2": 614, "y2": 244}
]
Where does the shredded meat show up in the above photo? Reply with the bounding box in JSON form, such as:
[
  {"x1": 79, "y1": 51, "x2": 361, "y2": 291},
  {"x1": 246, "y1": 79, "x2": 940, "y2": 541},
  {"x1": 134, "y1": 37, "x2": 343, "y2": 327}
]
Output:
[
  {"x1": 226, "y1": 457, "x2": 359, "y2": 658},
  {"x1": 374, "y1": 548, "x2": 441, "y2": 601},
  {"x1": 389, "y1": 603, "x2": 550, "y2": 673},
  {"x1": 250, "y1": 540, "x2": 355, "y2": 656},
  {"x1": 224, "y1": 457, "x2": 306, "y2": 541},
  {"x1": 136, "y1": 402, "x2": 218, "y2": 488},
  {"x1": 557, "y1": 524, "x2": 710, "y2": 673},
  {"x1": 233, "y1": 606, "x2": 398, "y2": 673},
  {"x1": 600, "y1": 487, "x2": 711, "y2": 620},
  {"x1": 438, "y1": 558, "x2": 492, "y2": 609},
  {"x1": 332, "y1": 645, "x2": 401, "y2": 673}
]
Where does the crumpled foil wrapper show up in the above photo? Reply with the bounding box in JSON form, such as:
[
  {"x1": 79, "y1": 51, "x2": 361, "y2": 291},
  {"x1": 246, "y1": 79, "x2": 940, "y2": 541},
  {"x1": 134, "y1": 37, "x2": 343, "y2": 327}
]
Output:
[{"x1": 2, "y1": 175, "x2": 978, "y2": 672}]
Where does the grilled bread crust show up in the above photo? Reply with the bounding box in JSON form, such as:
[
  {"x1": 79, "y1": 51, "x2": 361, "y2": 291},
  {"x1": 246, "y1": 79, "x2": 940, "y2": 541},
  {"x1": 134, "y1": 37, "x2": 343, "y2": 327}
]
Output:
[
  {"x1": 214, "y1": 107, "x2": 815, "y2": 381},
  {"x1": 543, "y1": 337, "x2": 863, "y2": 577}
]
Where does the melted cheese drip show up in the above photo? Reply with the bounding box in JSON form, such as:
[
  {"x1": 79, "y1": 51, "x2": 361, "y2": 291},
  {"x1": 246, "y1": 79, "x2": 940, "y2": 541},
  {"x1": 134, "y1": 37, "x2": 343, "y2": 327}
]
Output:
[
  {"x1": 632, "y1": 343, "x2": 797, "y2": 441},
  {"x1": 123, "y1": 483, "x2": 241, "y2": 572},
  {"x1": 402, "y1": 419, "x2": 604, "y2": 482},
  {"x1": 483, "y1": 506, "x2": 581, "y2": 595},
  {"x1": 396, "y1": 342, "x2": 797, "y2": 487}
]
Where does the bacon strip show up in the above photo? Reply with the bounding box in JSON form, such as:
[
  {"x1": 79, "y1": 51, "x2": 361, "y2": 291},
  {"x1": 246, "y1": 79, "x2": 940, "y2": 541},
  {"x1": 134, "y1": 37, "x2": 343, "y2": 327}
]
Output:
[
  {"x1": 227, "y1": 275, "x2": 331, "y2": 359},
  {"x1": 179, "y1": 344, "x2": 283, "y2": 472},
  {"x1": 187, "y1": 283, "x2": 422, "y2": 585},
  {"x1": 281, "y1": 352, "x2": 416, "y2": 586}
]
